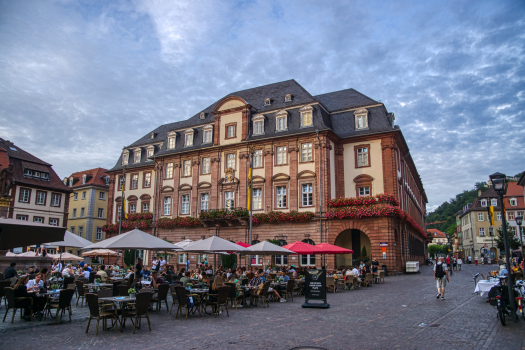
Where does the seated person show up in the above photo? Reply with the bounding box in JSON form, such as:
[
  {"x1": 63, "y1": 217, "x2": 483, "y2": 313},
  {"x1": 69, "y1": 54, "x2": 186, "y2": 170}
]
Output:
[
  {"x1": 178, "y1": 268, "x2": 186, "y2": 278},
  {"x1": 125, "y1": 268, "x2": 134, "y2": 279},
  {"x1": 26, "y1": 273, "x2": 45, "y2": 292},
  {"x1": 208, "y1": 275, "x2": 224, "y2": 303},
  {"x1": 4, "y1": 262, "x2": 18, "y2": 279},
  {"x1": 40, "y1": 268, "x2": 49, "y2": 285},
  {"x1": 112, "y1": 263, "x2": 120, "y2": 273},
  {"x1": 247, "y1": 271, "x2": 265, "y2": 306},
  {"x1": 28, "y1": 266, "x2": 40, "y2": 274},
  {"x1": 61, "y1": 264, "x2": 74, "y2": 277},
  {"x1": 13, "y1": 276, "x2": 33, "y2": 320},
  {"x1": 81, "y1": 267, "x2": 90, "y2": 279},
  {"x1": 180, "y1": 272, "x2": 191, "y2": 286},
  {"x1": 499, "y1": 265, "x2": 509, "y2": 276},
  {"x1": 150, "y1": 271, "x2": 165, "y2": 289},
  {"x1": 201, "y1": 273, "x2": 211, "y2": 288},
  {"x1": 96, "y1": 265, "x2": 111, "y2": 282},
  {"x1": 143, "y1": 267, "x2": 151, "y2": 278}
]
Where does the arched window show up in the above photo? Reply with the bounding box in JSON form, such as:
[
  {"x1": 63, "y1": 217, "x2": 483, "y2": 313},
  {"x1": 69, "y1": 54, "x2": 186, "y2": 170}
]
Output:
[{"x1": 302, "y1": 239, "x2": 315, "y2": 245}]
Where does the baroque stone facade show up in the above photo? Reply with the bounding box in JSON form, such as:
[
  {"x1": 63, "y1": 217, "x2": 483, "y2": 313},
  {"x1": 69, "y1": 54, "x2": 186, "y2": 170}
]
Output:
[{"x1": 106, "y1": 80, "x2": 427, "y2": 273}]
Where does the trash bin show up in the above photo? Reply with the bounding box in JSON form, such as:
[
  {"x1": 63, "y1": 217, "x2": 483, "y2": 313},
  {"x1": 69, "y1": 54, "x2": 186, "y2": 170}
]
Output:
[{"x1": 382, "y1": 265, "x2": 387, "y2": 273}]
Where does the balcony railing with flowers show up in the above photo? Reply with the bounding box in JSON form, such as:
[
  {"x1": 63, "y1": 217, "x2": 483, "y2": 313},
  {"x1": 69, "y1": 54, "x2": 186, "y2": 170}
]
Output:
[{"x1": 101, "y1": 212, "x2": 153, "y2": 234}]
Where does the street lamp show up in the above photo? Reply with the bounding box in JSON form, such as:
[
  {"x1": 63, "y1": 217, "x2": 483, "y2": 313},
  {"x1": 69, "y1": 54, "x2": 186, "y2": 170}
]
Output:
[
  {"x1": 489, "y1": 172, "x2": 517, "y2": 322},
  {"x1": 516, "y1": 215, "x2": 524, "y2": 259}
]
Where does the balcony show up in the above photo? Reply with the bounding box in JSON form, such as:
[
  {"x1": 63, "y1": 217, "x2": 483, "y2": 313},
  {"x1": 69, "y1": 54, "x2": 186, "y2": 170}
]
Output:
[{"x1": 199, "y1": 208, "x2": 250, "y2": 228}]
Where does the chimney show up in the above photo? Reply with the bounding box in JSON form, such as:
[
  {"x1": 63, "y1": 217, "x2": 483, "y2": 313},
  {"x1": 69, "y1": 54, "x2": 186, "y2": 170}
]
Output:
[{"x1": 478, "y1": 190, "x2": 481, "y2": 196}]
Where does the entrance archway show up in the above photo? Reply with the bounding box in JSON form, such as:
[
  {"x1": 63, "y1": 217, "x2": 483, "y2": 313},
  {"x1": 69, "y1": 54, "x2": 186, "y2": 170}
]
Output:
[
  {"x1": 490, "y1": 247, "x2": 498, "y2": 261},
  {"x1": 334, "y1": 229, "x2": 371, "y2": 268}
]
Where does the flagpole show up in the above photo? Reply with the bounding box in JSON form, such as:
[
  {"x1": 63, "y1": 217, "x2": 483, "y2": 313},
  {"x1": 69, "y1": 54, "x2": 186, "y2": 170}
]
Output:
[
  {"x1": 248, "y1": 145, "x2": 255, "y2": 270},
  {"x1": 117, "y1": 166, "x2": 126, "y2": 266}
]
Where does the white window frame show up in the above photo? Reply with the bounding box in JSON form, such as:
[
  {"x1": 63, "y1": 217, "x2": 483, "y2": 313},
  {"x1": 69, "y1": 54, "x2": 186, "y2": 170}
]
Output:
[
  {"x1": 284, "y1": 94, "x2": 292, "y2": 102},
  {"x1": 508, "y1": 212, "x2": 515, "y2": 220},
  {"x1": 184, "y1": 129, "x2": 194, "y2": 147},
  {"x1": 49, "y1": 218, "x2": 58, "y2": 226},
  {"x1": 122, "y1": 151, "x2": 129, "y2": 165},
  {"x1": 96, "y1": 227, "x2": 103, "y2": 241},
  {"x1": 225, "y1": 191, "x2": 235, "y2": 211},
  {"x1": 275, "y1": 255, "x2": 288, "y2": 265},
  {"x1": 478, "y1": 213, "x2": 484, "y2": 221},
  {"x1": 481, "y1": 199, "x2": 487, "y2": 207},
  {"x1": 134, "y1": 150, "x2": 141, "y2": 163},
  {"x1": 72, "y1": 208, "x2": 77, "y2": 218},
  {"x1": 479, "y1": 227, "x2": 485, "y2": 237},
  {"x1": 168, "y1": 132, "x2": 176, "y2": 149},
  {"x1": 163, "y1": 197, "x2": 171, "y2": 216},
  {"x1": 144, "y1": 173, "x2": 151, "y2": 187},
  {"x1": 358, "y1": 187, "x2": 370, "y2": 196},
  {"x1": 129, "y1": 204, "x2": 136, "y2": 214},
  {"x1": 52, "y1": 193, "x2": 61, "y2": 206},
  {"x1": 354, "y1": 108, "x2": 369, "y2": 130},
  {"x1": 20, "y1": 189, "x2": 30, "y2": 203},
  {"x1": 36, "y1": 191, "x2": 45, "y2": 205},
  {"x1": 78, "y1": 226, "x2": 84, "y2": 237},
  {"x1": 510, "y1": 198, "x2": 517, "y2": 206},
  {"x1": 82, "y1": 174, "x2": 87, "y2": 184},
  {"x1": 80, "y1": 207, "x2": 85, "y2": 218},
  {"x1": 99, "y1": 191, "x2": 105, "y2": 200},
  {"x1": 491, "y1": 199, "x2": 497, "y2": 206},
  {"x1": 131, "y1": 174, "x2": 138, "y2": 189},
  {"x1": 253, "y1": 188, "x2": 262, "y2": 210},
  {"x1": 300, "y1": 255, "x2": 316, "y2": 266},
  {"x1": 497, "y1": 212, "x2": 502, "y2": 221},
  {"x1": 201, "y1": 193, "x2": 209, "y2": 212},
  {"x1": 147, "y1": 147, "x2": 154, "y2": 159},
  {"x1": 301, "y1": 143, "x2": 313, "y2": 162},
  {"x1": 227, "y1": 125, "x2": 236, "y2": 138},
  {"x1": 357, "y1": 147, "x2": 369, "y2": 167},
  {"x1": 252, "y1": 114, "x2": 265, "y2": 135},
  {"x1": 70, "y1": 226, "x2": 75, "y2": 234},
  {"x1": 202, "y1": 125, "x2": 213, "y2": 144},
  {"x1": 227, "y1": 153, "x2": 235, "y2": 170},
  {"x1": 489, "y1": 227, "x2": 494, "y2": 236},
  {"x1": 300, "y1": 108, "x2": 313, "y2": 127},
  {"x1": 276, "y1": 186, "x2": 287, "y2": 208},
  {"x1": 183, "y1": 160, "x2": 191, "y2": 177},
  {"x1": 178, "y1": 253, "x2": 187, "y2": 264},
  {"x1": 264, "y1": 98, "x2": 271, "y2": 106},
  {"x1": 201, "y1": 157, "x2": 211, "y2": 174},
  {"x1": 276, "y1": 146, "x2": 287, "y2": 165},
  {"x1": 254, "y1": 150, "x2": 263, "y2": 168},
  {"x1": 33, "y1": 217, "x2": 43, "y2": 223},
  {"x1": 82, "y1": 191, "x2": 86, "y2": 199},
  {"x1": 302, "y1": 183, "x2": 313, "y2": 206},
  {"x1": 98, "y1": 208, "x2": 104, "y2": 218},
  {"x1": 166, "y1": 163, "x2": 173, "y2": 178},
  {"x1": 142, "y1": 202, "x2": 149, "y2": 213},
  {"x1": 181, "y1": 195, "x2": 190, "y2": 214}
]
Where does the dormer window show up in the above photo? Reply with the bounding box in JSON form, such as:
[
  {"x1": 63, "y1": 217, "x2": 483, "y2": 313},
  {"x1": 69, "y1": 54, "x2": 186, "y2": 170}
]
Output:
[
  {"x1": 491, "y1": 199, "x2": 497, "y2": 206},
  {"x1": 252, "y1": 114, "x2": 265, "y2": 135},
  {"x1": 69, "y1": 177, "x2": 74, "y2": 187},
  {"x1": 200, "y1": 112, "x2": 205, "y2": 119},
  {"x1": 184, "y1": 129, "x2": 194, "y2": 147},
  {"x1": 105, "y1": 175, "x2": 110, "y2": 186},
  {"x1": 202, "y1": 125, "x2": 213, "y2": 144},
  {"x1": 24, "y1": 169, "x2": 32, "y2": 176},
  {"x1": 147, "y1": 146, "x2": 154, "y2": 159},
  {"x1": 284, "y1": 94, "x2": 292, "y2": 102},
  {"x1": 299, "y1": 105, "x2": 313, "y2": 128},
  {"x1": 275, "y1": 110, "x2": 288, "y2": 132},
  {"x1": 510, "y1": 198, "x2": 517, "y2": 206},
  {"x1": 122, "y1": 151, "x2": 129, "y2": 165},
  {"x1": 82, "y1": 174, "x2": 87, "y2": 184},
  {"x1": 264, "y1": 98, "x2": 271, "y2": 106},
  {"x1": 354, "y1": 108, "x2": 369, "y2": 130},
  {"x1": 63, "y1": 178, "x2": 68, "y2": 186},
  {"x1": 481, "y1": 199, "x2": 487, "y2": 207},
  {"x1": 150, "y1": 132, "x2": 156, "y2": 139},
  {"x1": 167, "y1": 132, "x2": 176, "y2": 149},
  {"x1": 134, "y1": 149, "x2": 141, "y2": 163}
]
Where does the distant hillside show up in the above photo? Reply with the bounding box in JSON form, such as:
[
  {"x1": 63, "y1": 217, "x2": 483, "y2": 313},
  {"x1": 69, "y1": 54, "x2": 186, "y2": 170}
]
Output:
[{"x1": 426, "y1": 182, "x2": 489, "y2": 234}]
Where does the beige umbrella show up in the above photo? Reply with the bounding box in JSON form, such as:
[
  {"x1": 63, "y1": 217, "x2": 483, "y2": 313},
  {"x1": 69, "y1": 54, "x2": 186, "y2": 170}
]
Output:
[
  {"x1": 82, "y1": 249, "x2": 118, "y2": 265},
  {"x1": 44, "y1": 230, "x2": 92, "y2": 248},
  {"x1": 5, "y1": 251, "x2": 39, "y2": 257},
  {"x1": 48, "y1": 252, "x2": 84, "y2": 261}
]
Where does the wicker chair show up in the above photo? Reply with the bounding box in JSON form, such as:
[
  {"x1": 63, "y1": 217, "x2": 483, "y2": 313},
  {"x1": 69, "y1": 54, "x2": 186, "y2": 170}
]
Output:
[
  {"x1": 44, "y1": 289, "x2": 75, "y2": 324},
  {"x1": 3, "y1": 287, "x2": 33, "y2": 323},
  {"x1": 76, "y1": 280, "x2": 87, "y2": 307},
  {"x1": 169, "y1": 284, "x2": 178, "y2": 312},
  {"x1": 378, "y1": 270, "x2": 385, "y2": 284},
  {"x1": 85, "y1": 293, "x2": 118, "y2": 335},
  {"x1": 88, "y1": 272, "x2": 96, "y2": 284},
  {"x1": 284, "y1": 279, "x2": 295, "y2": 301},
  {"x1": 121, "y1": 292, "x2": 153, "y2": 334},
  {"x1": 326, "y1": 277, "x2": 336, "y2": 293},
  {"x1": 364, "y1": 273, "x2": 374, "y2": 287},
  {"x1": 126, "y1": 273, "x2": 135, "y2": 288},
  {"x1": 344, "y1": 275, "x2": 355, "y2": 290},
  {"x1": 171, "y1": 286, "x2": 200, "y2": 318},
  {"x1": 205, "y1": 286, "x2": 230, "y2": 317},
  {"x1": 151, "y1": 283, "x2": 170, "y2": 312},
  {"x1": 63, "y1": 277, "x2": 75, "y2": 290},
  {"x1": 225, "y1": 282, "x2": 240, "y2": 309},
  {"x1": 255, "y1": 282, "x2": 271, "y2": 308},
  {"x1": 0, "y1": 280, "x2": 11, "y2": 307}
]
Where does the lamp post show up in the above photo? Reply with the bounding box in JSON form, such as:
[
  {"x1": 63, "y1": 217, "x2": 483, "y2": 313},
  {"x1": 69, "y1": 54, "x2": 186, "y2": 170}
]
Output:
[
  {"x1": 489, "y1": 172, "x2": 517, "y2": 322},
  {"x1": 248, "y1": 145, "x2": 256, "y2": 269},
  {"x1": 516, "y1": 215, "x2": 524, "y2": 259}
]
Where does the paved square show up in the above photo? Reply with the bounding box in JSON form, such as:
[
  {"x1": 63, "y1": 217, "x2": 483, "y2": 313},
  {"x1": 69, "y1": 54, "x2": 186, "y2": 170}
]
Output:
[{"x1": 1, "y1": 264, "x2": 524, "y2": 349}]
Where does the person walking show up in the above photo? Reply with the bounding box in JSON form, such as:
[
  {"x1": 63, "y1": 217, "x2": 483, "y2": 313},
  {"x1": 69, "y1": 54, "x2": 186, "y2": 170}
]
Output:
[
  {"x1": 457, "y1": 258, "x2": 462, "y2": 271},
  {"x1": 434, "y1": 257, "x2": 449, "y2": 300}
]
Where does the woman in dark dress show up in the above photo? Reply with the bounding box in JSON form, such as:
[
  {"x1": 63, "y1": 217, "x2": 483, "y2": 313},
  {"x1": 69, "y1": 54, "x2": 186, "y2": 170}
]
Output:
[
  {"x1": 135, "y1": 258, "x2": 143, "y2": 280},
  {"x1": 13, "y1": 276, "x2": 33, "y2": 320},
  {"x1": 208, "y1": 275, "x2": 224, "y2": 303}
]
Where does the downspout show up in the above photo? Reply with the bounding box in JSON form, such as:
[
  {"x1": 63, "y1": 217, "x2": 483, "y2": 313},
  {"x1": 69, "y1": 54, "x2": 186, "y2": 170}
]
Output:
[{"x1": 316, "y1": 130, "x2": 323, "y2": 267}]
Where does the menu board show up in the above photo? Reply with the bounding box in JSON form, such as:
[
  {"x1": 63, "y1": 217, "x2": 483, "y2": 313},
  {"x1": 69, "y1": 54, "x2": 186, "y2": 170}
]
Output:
[{"x1": 302, "y1": 269, "x2": 330, "y2": 309}]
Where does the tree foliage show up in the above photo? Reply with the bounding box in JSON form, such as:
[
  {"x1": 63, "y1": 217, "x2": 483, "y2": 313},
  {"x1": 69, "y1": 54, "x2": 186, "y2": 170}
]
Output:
[
  {"x1": 495, "y1": 222, "x2": 521, "y2": 251},
  {"x1": 221, "y1": 254, "x2": 236, "y2": 269},
  {"x1": 124, "y1": 249, "x2": 135, "y2": 267},
  {"x1": 361, "y1": 246, "x2": 367, "y2": 258},
  {"x1": 428, "y1": 244, "x2": 449, "y2": 258}
]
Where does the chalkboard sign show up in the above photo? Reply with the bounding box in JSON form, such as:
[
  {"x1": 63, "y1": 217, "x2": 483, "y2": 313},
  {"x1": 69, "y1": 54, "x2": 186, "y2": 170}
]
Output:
[{"x1": 302, "y1": 269, "x2": 330, "y2": 309}]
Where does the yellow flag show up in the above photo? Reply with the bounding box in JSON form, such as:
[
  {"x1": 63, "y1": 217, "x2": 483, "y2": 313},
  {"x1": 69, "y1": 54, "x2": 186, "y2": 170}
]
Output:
[
  {"x1": 488, "y1": 206, "x2": 494, "y2": 226},
  {"x1": 247, "y1": 168, "x2": 252, "y2": 211},
  {"x1": 121, "y1": 179, "x2": 128, "y2": 220}
]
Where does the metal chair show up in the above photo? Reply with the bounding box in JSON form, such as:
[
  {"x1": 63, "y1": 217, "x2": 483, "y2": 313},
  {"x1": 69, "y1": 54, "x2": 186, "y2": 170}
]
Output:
[
  {"x1": 255, "y1": 282, "x2": 271, "y2": 308},
  {"x1": 364, "y1": 273, "x2": 374, "y2": 287},
  {"x1": 0, "y1": 280, "x2": 11, "y2": 307},
  {"x1": 85, "y1": 293, "x2": 118, "y2": 335},
  {"x1": 76, "y1": 280, "x2": 87, "y2": 307},
  {"x1": 151, "y1": 283, "x2": 170, "y2": 312},
  {"x1": 3, "y1": 287, "x2": 33, "y2": 323},
  {"x1": 326, "y1": 277, "x2": 336, "y2": 293},
  {"x1": 44, "y1": 289, "x2": 75, "y2": 323},
  {"x1": 285, "y1": 280, "x2": 295, "y2": 301}
]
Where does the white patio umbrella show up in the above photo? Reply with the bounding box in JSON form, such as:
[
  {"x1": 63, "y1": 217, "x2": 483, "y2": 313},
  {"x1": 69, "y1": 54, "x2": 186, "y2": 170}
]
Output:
[
  {"x1": 5, "y1": 251, "x2": 39, "y2": 257},
  {"x1": 173, "y1": 239, "x2": 201, "y2": 249},
  {"x1": 249, "y1": 241, "x2": 296, "y2": 255},
  {"x1": 48, "y1": 252, "x2": 84, "y2": 261},
  {"x1": 44, "y1": 230, "x2": 92, "y2": 248},
  {"x1": 183, "y1": 236, "x2": 252, "y2": 270}
]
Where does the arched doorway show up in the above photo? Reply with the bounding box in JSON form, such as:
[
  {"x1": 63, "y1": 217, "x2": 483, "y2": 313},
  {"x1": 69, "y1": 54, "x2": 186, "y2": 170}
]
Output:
[
  {"x1": 334, "y1": 229, "x2": 371, "y2": 268},
  {"x1": 490, "y1": 247, "x2": 498, "y2": 262}
]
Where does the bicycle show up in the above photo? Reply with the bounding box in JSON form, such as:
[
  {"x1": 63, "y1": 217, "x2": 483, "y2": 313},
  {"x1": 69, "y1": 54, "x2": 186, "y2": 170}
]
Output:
[
  {"x1": 514, "y1": 280, "x2": 525, "y2": 322},
  {"x1": 489, "y1": 278, "x2": 525, "y2": 325}
]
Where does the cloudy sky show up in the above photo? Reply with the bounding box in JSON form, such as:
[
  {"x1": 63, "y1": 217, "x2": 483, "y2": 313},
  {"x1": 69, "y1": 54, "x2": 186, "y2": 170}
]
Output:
[{"x1": 1, "y1": 0, "x2": 524, "y2": 211}]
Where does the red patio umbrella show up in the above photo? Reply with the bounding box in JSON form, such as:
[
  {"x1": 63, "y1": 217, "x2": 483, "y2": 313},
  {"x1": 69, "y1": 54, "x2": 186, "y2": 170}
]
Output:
[
  {"x1": 282, "y1": 241, "x2": 323, "y2": 255},
  {"x1": 315, "y1": 243, "x2": 353, "y2": 254},
  {"x1": 235, "y1": 241, "x2": 251, "y2": 248}
]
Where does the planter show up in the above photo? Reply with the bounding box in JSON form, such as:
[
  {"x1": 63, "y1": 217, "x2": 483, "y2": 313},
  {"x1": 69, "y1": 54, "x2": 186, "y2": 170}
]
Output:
[{"x1": 129, "y1": 293, "x2": 136, "y2": 298}]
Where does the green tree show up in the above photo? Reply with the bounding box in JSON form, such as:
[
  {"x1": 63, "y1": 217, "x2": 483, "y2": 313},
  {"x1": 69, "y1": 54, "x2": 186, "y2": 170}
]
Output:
[
  {"x1": 221, "y1": 254, "x2": 236, "y2": 269},
  {"x1": 124, "y1": 249, "x2": 136, "y2": 267},
  {"x1": 495, "y1": 222, "x2": 521, "y2": 251},
  {"x1": 361, "y1": 246, "x2": 367, "y2": 258},
  {"x1": 266, "y1": 239, "x2": 283, "y2": 246},
  {"x1": 428, "y1": 244, "x2": 446, "y2": 258}
]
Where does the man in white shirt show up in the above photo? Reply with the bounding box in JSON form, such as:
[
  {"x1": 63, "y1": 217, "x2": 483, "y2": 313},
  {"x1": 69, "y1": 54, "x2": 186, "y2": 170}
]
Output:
[
  {"x1": 159, "y1": 258, "x2": 166, "y2": 271},
  {"x1": 26, "y1": 273, "x2": 44, "y2": 292},
  {"x1": 152, "y1": 257, "x2": 158, "y2": 271},
  {"x1": 62, "y1": 264, "x2": 73, "y2": 277}
]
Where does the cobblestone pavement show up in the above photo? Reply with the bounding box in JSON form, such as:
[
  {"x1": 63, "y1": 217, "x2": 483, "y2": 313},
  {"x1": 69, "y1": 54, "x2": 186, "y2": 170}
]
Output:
[{"x1": 1, "y1": 264, "x2": 524, "y2": 350}]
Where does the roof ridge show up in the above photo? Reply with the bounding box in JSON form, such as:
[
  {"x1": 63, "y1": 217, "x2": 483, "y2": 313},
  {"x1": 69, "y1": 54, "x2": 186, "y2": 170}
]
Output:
[
  {"x1": 229, "y1": 79, "x2": 296, "y2": 96},
  {"x1": 314, "y1": 87, "x2": 379, "y2": 104}
]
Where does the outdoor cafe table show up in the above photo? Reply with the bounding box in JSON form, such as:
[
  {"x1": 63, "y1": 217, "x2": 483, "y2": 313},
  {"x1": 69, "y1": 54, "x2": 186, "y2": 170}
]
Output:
[
  {"x1": 85, "y1": 283, "x2": 113, "y2": 290},
  {"x1": 475, "y1": 280, "x2": 499, "y2": 296},
  {"x1": 98, "y1": 296, "x2": 136, "y2": 332},
  {"x1": 189, "y1": 289, "x2": 208, "y2": 315}
]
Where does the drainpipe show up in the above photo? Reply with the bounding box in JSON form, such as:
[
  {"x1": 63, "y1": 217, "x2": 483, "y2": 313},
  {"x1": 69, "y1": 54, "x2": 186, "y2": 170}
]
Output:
[{"x1": 316, "y1": 130, "x2": 323, "y2": 266}]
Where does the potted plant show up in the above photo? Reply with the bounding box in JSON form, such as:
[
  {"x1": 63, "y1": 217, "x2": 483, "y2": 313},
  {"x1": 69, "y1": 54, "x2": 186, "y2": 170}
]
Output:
[
  {"x1": 17, "y1": 270, "x2": 23, "y2": 275},
  {"x1": 95, "y1": 278, "x2": 101, "y2": 285},
  {"x1": 299, "y1": 275, "x2": 305, "y2": 279},
  {"x1": 51, "y1": 284, "x2": 59, "y2": 292},
  {"x1": 128, "y1": 288, "x2": 136, "y2": 298},
  {"x1": 186, "y1": 283, "x2": 194, "y2": 289}
]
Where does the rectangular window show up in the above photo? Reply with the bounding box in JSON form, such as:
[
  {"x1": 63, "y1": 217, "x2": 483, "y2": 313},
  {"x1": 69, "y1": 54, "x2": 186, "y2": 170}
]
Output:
[
  {"x1": 203, "y1": 129, "x2": 213, "y2": 143},
  {"x1": 36, "y1": 191, "x2": 46, "y2": 205},
  {"x1": 33, "y1": 216, "x2": 43, "y2": 223},
  {"x1": 98, "y1": 208, "x2": 104, "y2": 218},
  {"x1": 183, "y1": 160, "x2": 191, "y2": 177},
  {"x1": 254, "y1": 120, "x2": 264, "y2": 135},
  {"x1": 178, "y1": 253, "x2": 187, "y2": 264},
  {"x1": 80, "y1": 208, "x2": 85, "y2": 218},
  {"x1": 478, "y1": 213, "x2": 484, "y2": 221},
  {"x1": 96, "y1": 227, "x2": 103, "y2": 241},
  {"x1": 144, "y1": 173, "x2": 151, "y2": 187},
  {"x1": 147, "y1": 148, "x2": 154, "y2": 158},
  {"x1": 72, "y1": 208, "x2": 77, "y2": 218},
  {"x1": 134, "y1": 151, "x2": 141, "y2": 163},
  {"x1": 201, "y1": 193, "x2": 209, "y2": 212},
  {"x1": 185, "y1": 133, "x2": 193, "y2": 147},
  {"x1": 166, "y1": 163, "x2": 173, "y2": 178},
  {"x1": 131, "y1": 174, "x2": 139, "y2": 189},
  {"x1": 302, "y1": 184, "x2": 313, "y2": 206},
  {"x1": 357, "y1": 147, "x2": 369, "y2": 167},
  {"x1": 301, "y1": 255, "x2": 315, "y2": 266},
  {"x1": 489, "y1": 228, "x2": 494, "y2": 237},
  {"x1": 226, "y1": 124, "x2": 236, "y2": 138},
  {"x1": 98, "y1": 191, "x2": 105, "y2": 200},
  {"x1": 129, "y1": 204, "x2": 136, "y2": 214},
  {"x1": 181, "y1": 195, "x2": 190, "y2": 214},
  {"x1": 254, "y1": 150, "x2": 263, "y2": 168},
  {"x1": 491, "y1": 199, "x2": 497, "y2": 206},
  {"x1": 356, "y1": 115, "x2": 368, "y2": 129},
  {"x1": 276, "y1": 146, "x2": 287, "y2": 165},
  {"x1": 78, "y1": 226, "x2": 83, "y2": 237},
  {"x1": 227, "y1": 154, "x2": 235, "y2": 170},
  {"x1": 201, "y1": 157, "x2": 211, "y2": 174},
  {"x1": 276, "y1": 117, "x2": 287, "y2": 131},
  {"x1": 497, "y1": 212, "x2": 502, "y2": 221},
  {"x1": 481, "y1": 200, "x2": 487, "y2": 207},
  {"x1": 275, "y1": 255, "x2": 288, "y2": 265},
  {"x1": 82, "y1": 191, "x2": 86, "y2": 199},
  {"x1": 74, "y1": 192, "x2": 78, "y2": 200},
  {"x1": 358, "y1": 187, "x2": 370, "y2": 196},
  {"x1": 168, "y1": 136, "x2": 176, "y2": 149},
  {"x1": 70, "y1": 226, "x2": 75, "y2": 234},
  {"x1": 49, "y1": 218, "x2": 58, "y2": 226},
  {"x1": 16, "y1": 215, "x2": 28, "y2": 221},
  {"x1": 510, "y1": 199, "x2": 517, "y2": 206},
  {"x1": 253, "y1": 188, "x2": 262, "y2": 210},
  {"x1": 163, "y1": 197, "x2": 171, "y2": 216},
  {"x1": 276, "y1": 186, "x2": 287, "y2": 208},
  {"x1": 225, "y1": 191, "x2": 235, "y2": 210},
  {"x1": 508, "y1": 212, "x2": 515, "y2": 220},
  {"x1": 301, "y1": 143, "x2": 313, "y2": 162},
  {"x1": 479, "y1": 228, "x2": 485, "y2": 237},
  {"x1": 142, "y1": 202, "x2": 149, "y2": 212},
  {"x1": 122, "y1": 153, "x2": 128, "y2": 165},
  {"x1": 119, "y1": 176, "x2": 124, "y2": 190},
  {"x1": 19, "y1": 188, "x2": 30, "y2": 203},
  {"x1": 51, "y1": 193, "x2": 61, "y2": 207},
  {"x1": 301, "y1": 111, "x2": 312, "y2": 127}
]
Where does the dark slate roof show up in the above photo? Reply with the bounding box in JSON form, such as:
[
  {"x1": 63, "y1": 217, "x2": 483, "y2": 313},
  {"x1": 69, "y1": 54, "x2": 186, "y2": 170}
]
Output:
[
  {"x1": 109, "y1": 80, "x2": 395, "y2": 172},
  {"x1": 314, "y1": 88, "x2": 379, "y2": 113},
  {"x1": 0, "y1": 138, "x2": 50, "y2": 165}
]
